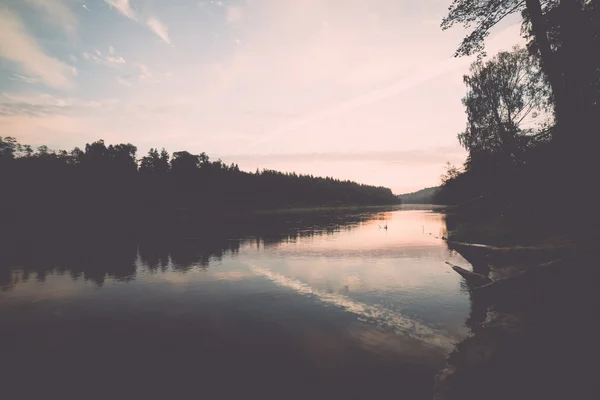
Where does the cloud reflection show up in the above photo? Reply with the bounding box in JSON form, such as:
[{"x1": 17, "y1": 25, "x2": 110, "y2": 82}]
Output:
[{"x1": 250, "y1": 264, "x2": 455, "y2": 350}]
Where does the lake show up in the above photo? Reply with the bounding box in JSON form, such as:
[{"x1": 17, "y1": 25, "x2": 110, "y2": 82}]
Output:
[{"x1": 0, "y1": 205, "x2": 472, "y2": 399}]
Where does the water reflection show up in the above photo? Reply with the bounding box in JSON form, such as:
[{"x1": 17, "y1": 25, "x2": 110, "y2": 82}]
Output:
[
  {"x1": 0, "y1": 208, "x2": 379, "y2": 290},
  {"x1": 250, "y1": 264, "x2": 455, "y2": 349},
  {"x1": 0, "y1": 206, "x2": 471, "y2": 400}
]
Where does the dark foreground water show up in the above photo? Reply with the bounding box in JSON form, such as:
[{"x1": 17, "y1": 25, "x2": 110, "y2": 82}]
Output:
[{"x1": 0, "y1": 206, "x2": 472, "y2": 399}]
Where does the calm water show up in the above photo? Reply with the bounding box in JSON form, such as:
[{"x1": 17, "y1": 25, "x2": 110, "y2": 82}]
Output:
[{"x1": 0, "y1": 206, "x2": 472, "y2": 399}]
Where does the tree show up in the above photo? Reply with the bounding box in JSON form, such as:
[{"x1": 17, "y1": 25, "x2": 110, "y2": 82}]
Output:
[
  {"x1": 171, "y1": 151, "x2": 201, "y2": 173},
  {"x1": 37, "y1": 145, "x2": 50, "y2": 156},
  {"x1": 108, "y1": 143, "x2": 137, "y2": 172},
  {"x1": 0, "y1": 136, "x2": 18, "y2": 160},
  {"x1": 159, "y1": 149, "x2": 170, "y2": 172},
  {"x1": 70, "y1": 147, "x2": 83, "y2": 164},
  {"x1": 140, "y1": 148, "x2": 160, "y2": 173},
  {"x1": 458, "y1": 47, "x2": 548, "y2": 162},
  {"x1": 442, "y1": 0, "x2": 598, "y2": 149},
  {"x1": 22, "y1": 145, "x2": 33, "y2": 158},
  {"x1": 140, "y1": 148, "x2": 170, "y2": 173},
  {"x1": 83, "y1": 140, "x2": 109, "y2": 167},
  {"x1": 522, "y1": 0, "x2": 600, "y2": 144},
  {"x1": 441, "y1": 162, "x2": 461, "y2": 185}
]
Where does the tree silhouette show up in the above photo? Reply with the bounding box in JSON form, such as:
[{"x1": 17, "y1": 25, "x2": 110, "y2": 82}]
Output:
[
  {"x1": 0, "y1": 136, "x2": 18, "y2": 160},
  {"x1": 0, "y1": 137, "x2": 399, "y2": 233},
  {"x1": 458, "y1": 46, "x2": 548, "y2": 162},
  {"x1": 442, "y1": 0, "x2": 599, "y2": 151}
]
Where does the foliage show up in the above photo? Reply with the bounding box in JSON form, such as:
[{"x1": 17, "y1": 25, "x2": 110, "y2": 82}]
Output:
[
  {"x1": 397, "y1": 186, "x2": 441, "y2": 204},
  {"x1": 458, "y1": 47, "x2": 549, "y2": 162},
  {"x1": 434, "y1": 46, "x2": 555, "y2": 210},
  {"x1": 441, "y1": 0, "x2": 531, "y2": 57},
  {"x1": 439, "y1": 1, "x2": 600, "y2": 234},
  {"x1": 443, "y1": 0, "x2": 600, "y2": 151},
  {"x1": 0, "y1": 136, "x2": 18, "y2": 160},
  {"x1": 0, "y1": 137, "x2": 399, "y2": 227}
]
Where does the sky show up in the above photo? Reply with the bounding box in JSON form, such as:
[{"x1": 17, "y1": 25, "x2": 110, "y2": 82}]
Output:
[{"x1": 0, "y1": 0, "x2": 523, "y2": 193}]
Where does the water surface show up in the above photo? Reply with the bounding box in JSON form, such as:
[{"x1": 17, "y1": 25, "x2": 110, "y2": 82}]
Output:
[{"x1": 0, "y1": 206, "x2": 471, "y2": 399}]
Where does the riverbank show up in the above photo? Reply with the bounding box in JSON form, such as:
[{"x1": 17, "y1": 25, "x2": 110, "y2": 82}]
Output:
[{"x1": 435, "y1": 219, "x2": 598, "y2": 399}]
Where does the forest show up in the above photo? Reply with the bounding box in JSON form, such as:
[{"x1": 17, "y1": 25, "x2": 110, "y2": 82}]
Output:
[
  {"x1": 397, "y1": 186, "x2": 440, "y2": 204},
  {"x1": 434, "y1": 0, "x2": 600, "y2": 242},
  {"x1": 0, "y1": 137, "x2": 398, "y2": 229}
]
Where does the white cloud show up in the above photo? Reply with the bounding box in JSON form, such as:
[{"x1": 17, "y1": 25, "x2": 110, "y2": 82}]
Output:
[
  {"x1": 69, "y1": 54, "x2": 77, "y2": 62},
  {"x1": 0, "y1": 93, "x2": 103, "y2": 117},
  {"x1": 9, "y1": 73, "x2": 40, "y2": 84},
  {"x1": 226, "y1": 6, "x2": 243, "y2": 23},
  {"x1": 146, "y1": 16, "x2": 171, "y2": 44},
  {"x1": 104, "y1": 0, "x2": 136, "y2": 21},
  {"x1": 109, "y1": 45, "x2": 115, "y2": 54},
  {"x1": 107, "y1": 56, "x2": 126, "y2": 65},
  {"x1": 137, "y1": 64, "x2": 152, "y2": 81},
  {"x1": 82, "y1": 5, "x2": 90, "y2": 12},
  {"x1": 0, "y1": 9, "x2": 76, "y2": 89},
  {"x1": 116, "y1": 76, "x2": 133, "y2": 87},
  {"x1": 104, "y1": 1, "x2": 171, "y2": 45},
  {"x1": 82, "y1": 50, "x2": 126, "y2": 67},
  {"x1": 24, "y1": 0, "x2": 78, "y2": 35}
]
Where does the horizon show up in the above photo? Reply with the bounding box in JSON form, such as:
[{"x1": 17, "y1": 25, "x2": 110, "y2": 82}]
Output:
[{"x1": 0, "y1": 0, "x2": 523, "y2": 193}]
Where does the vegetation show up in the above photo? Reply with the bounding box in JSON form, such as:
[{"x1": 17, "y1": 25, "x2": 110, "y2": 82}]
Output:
[
  {"x1": 397, "y1": 186, "x2": 440, "y2": 204},
  {"x1": 437, "y1": 0, "x2": 600, "y2": 242},
  {"x1": 0, "y1": 137, "x2": 398, "y2": 228},
  {"x1": 436, "y1": 3, "x2": 600, "y2": 398}
]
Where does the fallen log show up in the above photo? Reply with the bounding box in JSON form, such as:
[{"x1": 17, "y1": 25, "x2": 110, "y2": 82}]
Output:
[
  {"x1": 446, "y1": 262, "x2": 493, "y2": 286},
  {"x1": 445, "y1": 240, "x2": 570, "y2": 254}
]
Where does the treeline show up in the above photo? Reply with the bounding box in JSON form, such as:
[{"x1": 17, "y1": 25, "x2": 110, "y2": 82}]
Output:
[
  {"x1": 397, "y1": 186, "x2": 440, "y2": 204},
  {"x1": 0, "y1": 137, "x2": 398, "y2": 228},
  {"x1": 435, "y1": 0, "x2": 600, "y2": 236}
]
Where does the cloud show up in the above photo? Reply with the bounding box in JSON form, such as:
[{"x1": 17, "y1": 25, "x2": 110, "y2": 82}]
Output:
[
  {"x1": 103, "y1": 1, "x2": 171, "y2": 45},
  {"x1": 24, "y1": 0, "x2": 78, "y2": 35},
  {"x1": 250, "y1": 265, "x2": 454, "y2": 349},
  {"x1": 116, "y1": 76, "x2": 133, "y2": 87},
  {"x1": 9, "y1": 73, "x2": 40, "y2": 84},
  {"x1": 69, "y1": 54, "x2": 77, "y2": 63},
  {"x1": 109, "y1": 45, "x2": 115, "y2": 54},
  {"x1": 137, "y1": 63, "x2": 153, "y2": 80},
  {"x1": 146, "y1": 16, "x2": 171, "y2": 44},
  {"x1": 0, "y1": 93, "x2": 103, "y2": 117},
  {"x1": 82, "y1": 5, "x2": 90, "y2": 11},
  {"x1": 115, "y1": 64, "x2": 154, "y2": 87},
  {"x1": 104, "y1": 0, "x2": 136, "y2": 21},
  {"x1": 82, "y1": 49, "x2": 126, "y2": 67},
  {"x1": 248, "y1": 56, "x2": 470, "y2": 150},
  {"x1": 222, "y1": 147, "x2": 465, "y2": 166},
  {"x1": 226, "y1": 6, "x2": 243, "y2": 23},
  {"x1": 0, "y1": 9, "x2": 76, "y2": 89}
]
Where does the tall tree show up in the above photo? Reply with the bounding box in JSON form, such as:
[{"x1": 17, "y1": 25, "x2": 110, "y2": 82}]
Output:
[
  {"x1": 458, "y1": 47, "x2": 548, "y2": 162},
  {"x1": 442, "y1": 0, "x2": 598, "y2": 149}
]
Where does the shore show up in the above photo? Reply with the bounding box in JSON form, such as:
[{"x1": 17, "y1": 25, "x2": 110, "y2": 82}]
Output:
[{"x1": 434, "y1": 223, "x2": 598, "y2": 399}]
